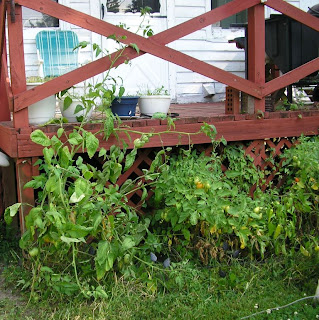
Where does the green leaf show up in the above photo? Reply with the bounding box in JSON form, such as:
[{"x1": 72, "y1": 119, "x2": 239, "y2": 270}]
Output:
[
  {"x1": 99, "y1": 148, "x2": 107, "y2": 158},
  {"x1": 74, "y1": 104, "x2": 84, "y2": 114},
  {"x1": 60, "y1": 235, "x2": 85, "y2": 244},
  {"x1": 300, "y1": 245, "x2": 310, "y2": 257},
  {"x1": 59, "y1": 146, "x2": 72, "y2": 168},
  {"x1": 43, "y1": 147, "x2": 55, "y2": 165},
  {"x1": 63, "y1": 96, "x2": 72, "y2": 111},
  {"x1": 95, "y1": 240, "x2": 116, "y2": 280},
  {"x1": 182, "y1": 228, "x2": 191, "y2": 241},
  {"x1": 68, "y1": 131, "x2": 83, "y2": 146},
  {"x1": 110, "y1": 163, "x2": 122, "y2": 184},
  {"x1": 118, "y1": 86, "x2": 125, "y2": 98},
  {"x1": 45, "y1": 176, "x2": 58, "y2": 193},
  {"x1": 141, "y1": 187, "x2": 148, "y2": 202},
  {"x1": 63, "y1": 223, "x2": 93, "y2": 238},
  {"x1": 190, "y1": 211, "x2": 199, "y2": 225},
  {"x1": 4, "y1": 203, "x2": 21, "y2": 225},
  {"x1": 31, "y1": 130, "x2": 51, "y2": 147},
  {"x1": 70, "y1": 192, "x2": 85, "y2": 203},
  {"x1": 57, "y1": 128, "x2": 64, "y2": 138},
  {"x1": 130, "y1": 43, "x2": 140, "y2": 54},
  {"x1": 122, "y1": 237, "x2": 135, "y2": 251},
  {"x1": 85, "y1": 132, "x2": 99, "y2": 159},
  {"x1": 124, "y1": 149, "x2": 137, "y2": 171},
  {"x1": 178, "y1": 211, "x2": 190, "y2": 223}
]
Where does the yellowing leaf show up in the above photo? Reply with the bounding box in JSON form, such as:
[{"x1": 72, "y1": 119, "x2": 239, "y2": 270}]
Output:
[{"x1": 300, "y1": 245, "x2": 310, "y2": 257}]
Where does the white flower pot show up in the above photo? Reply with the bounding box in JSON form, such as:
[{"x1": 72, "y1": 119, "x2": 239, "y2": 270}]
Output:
[
  {"x1": 27, "y1": 83, "x2": 56, "y2": 125},
  {"x1": 0, "y1": 151, "x2": 9, "y2": 167},
  {"x1": 138, "y1": 95, "x2": 171, "y2": 116},
  {"x1": 59, "y1": 99, "x2": 93, "y2": 122}
]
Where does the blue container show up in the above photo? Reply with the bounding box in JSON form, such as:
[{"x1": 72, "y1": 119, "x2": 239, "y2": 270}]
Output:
[{"x1": 110, "y1": 96, "x2": 138, "y2": 117}]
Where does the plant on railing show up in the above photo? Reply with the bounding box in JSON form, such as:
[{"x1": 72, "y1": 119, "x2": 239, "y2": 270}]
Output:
[{"x1": 58, "y1": 6, "x2": 154, "y2": 124}]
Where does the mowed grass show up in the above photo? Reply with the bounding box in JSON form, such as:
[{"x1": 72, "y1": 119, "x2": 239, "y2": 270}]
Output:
[{"x1": 0, "y1": 249, "x2": 318, "y2": 320}]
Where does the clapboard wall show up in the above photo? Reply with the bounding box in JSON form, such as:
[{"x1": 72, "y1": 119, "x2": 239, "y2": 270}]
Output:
[{"x1": 19, "y1": 0, "x2": 315, "y2": 103}]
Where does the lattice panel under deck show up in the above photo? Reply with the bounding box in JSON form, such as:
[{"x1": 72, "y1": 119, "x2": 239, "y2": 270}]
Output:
[
  {"x1": 245, "y1": 138, "x2": 294, "y2": 189},
  {"x1": 103, "y1": 138, "x2": 295, "y2": 212},
  {"x1": 64, "y1": 138, "x2": 296, "y2": 216}
]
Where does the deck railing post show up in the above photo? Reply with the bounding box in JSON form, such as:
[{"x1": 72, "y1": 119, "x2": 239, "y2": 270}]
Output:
[
  {"x1": 0, "y1": 48, "x2": 11, "y2": 121},
  {"x1": 16, "y1": 157, "x2": 35, "y2": 233},
  {"x1": 7, "y1": 3, "x2": 28, "y2": 128},
  {"x1": 247, "y1": 4, "x2": 266, "y2": 114}
]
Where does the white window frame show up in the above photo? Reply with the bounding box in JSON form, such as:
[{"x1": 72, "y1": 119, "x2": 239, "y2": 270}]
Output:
[{"x1": 105, "y1": 0, "x2": 167, "y2": 17}]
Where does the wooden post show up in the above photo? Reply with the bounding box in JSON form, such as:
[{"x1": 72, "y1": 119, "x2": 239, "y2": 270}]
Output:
[
  {"x1": 0, "y1": 43, "x2": 12, "y2": 121},
  {"x1": 7, "y1": 3, "x2": 28, "y2": 128},
  {"x1": 247, "y1": 4, "x2": 266, "y2": 113},
  {"x1": 16, "y1": 158, "x2": 35, "y2": 233}
]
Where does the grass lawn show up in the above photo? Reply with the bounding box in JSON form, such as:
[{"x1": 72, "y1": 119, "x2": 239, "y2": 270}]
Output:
[{"x1": 0, "y1": 246, "x2": 318, "y2": 320}]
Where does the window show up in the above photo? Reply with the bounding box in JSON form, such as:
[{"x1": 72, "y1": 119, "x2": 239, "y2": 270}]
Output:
[
  {"x1": 106, "y1": 0, "x2": 160, "y2": 14},
  {"x1": 211, "y1": 0, "x2": 247, "y2": 28},
  {"x1": 23, "y1": 0, "x2": 59, "y2": 28}
]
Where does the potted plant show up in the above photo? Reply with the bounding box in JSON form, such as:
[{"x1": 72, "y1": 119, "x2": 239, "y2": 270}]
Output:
[
  {"x1": 58, "y1": 87, "x2": 94, "y2": 123},
  {"x1": 110, "y1": 93, "x2": 139, "y2": 118},
  {"x1": 138, "y1": 86, "x2": 171, "y2": 116},
  {"x1": 26, "y1": 76, "x2": 57, "y2": 125}
]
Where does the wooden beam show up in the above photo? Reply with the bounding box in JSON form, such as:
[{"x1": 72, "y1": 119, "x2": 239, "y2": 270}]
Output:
[
  {"x1": 0, "y1": 0, "x2": 6, "y2": 74},
  {"x1": 247, "y1": 4, "x2": 266, "y2": 113},
  {"x1": 13, "y1": 0, "x2": 263, "y2": 113},
  {"x1": 16, "y1": 116, "x2": 319, "y2": 157},
  {"x1": 0, "y1": 122, "x2": 18, "y2": 158},
  {"x1": 17, "y1": 0, "x2": 260, "y2": 46},
  {"x1": 7, "y1": 4, "x2": 28, "y2": 128},
  {"x1": 16, "y1": 158, "x2": 34, "y2": 233},
  {"x1": 0, "y1": 50, "x2": 11, "y2": 121},
  {"x1": 266, "y1": 0, "x2": 319, "y2": 32},
  {"x1": 263, "y1": 58, "x2": 319, "y2": 97}
]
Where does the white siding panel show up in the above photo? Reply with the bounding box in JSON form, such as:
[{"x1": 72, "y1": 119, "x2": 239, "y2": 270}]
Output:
[
  {"x1": 175, "y1": 0, "x2": 206, "y2": 7},
  {"x1": 175, "y1": 7, "x2": 206, "y2": 18}
]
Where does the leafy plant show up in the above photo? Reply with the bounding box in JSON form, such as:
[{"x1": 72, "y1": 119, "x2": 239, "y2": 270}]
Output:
[{"x1": 138, "y1": 85, "x2": 169, "y2": 96}]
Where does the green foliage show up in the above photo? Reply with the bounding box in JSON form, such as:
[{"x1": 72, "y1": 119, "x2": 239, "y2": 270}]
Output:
[
  {"x1": 4, "y1": 116, "x2": 319, "y2": 302},
  {"x1": 5, "y1": 125, "x2": 164, "y2": 299},
  {"x1": 148, "y1": 137, "x2": 319, "y2": 263}
]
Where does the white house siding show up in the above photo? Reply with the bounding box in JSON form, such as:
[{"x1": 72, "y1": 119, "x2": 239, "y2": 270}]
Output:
[
  {"x1": 23, "y1": 0, "x2": 94, "y2": 79},
  {"x1": 170, "y1": 0, "x2": 315, "y2": 103},
  {"x1": 20, "y1": 0, "x2": 316, "y2": 102}
]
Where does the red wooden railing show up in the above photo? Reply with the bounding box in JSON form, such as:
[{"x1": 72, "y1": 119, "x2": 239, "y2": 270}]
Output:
[{"x1": 0, "y1": 0, "x2": 319, "y2": 128}]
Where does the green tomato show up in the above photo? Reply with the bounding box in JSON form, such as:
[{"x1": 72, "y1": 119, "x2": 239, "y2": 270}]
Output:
[
  {"x1": 29, "y1": 247, "x2": 39, "y2": 257},
  {"x1": 253, "y1": 207, "x2": 260, "y2": 214},
  {"x1": 133, "y1": 138, "x2": 144, "y2": 148},
  {"x1": 124, "y1": 254, "x2": 131, "y2": 264}
]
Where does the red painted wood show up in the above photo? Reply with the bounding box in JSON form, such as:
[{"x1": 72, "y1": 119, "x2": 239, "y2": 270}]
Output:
[
  {"x1": 247, "y1": 5, "x2": 266, "y2": 113},
  {"x1": 0, "y1": 50, "x2": 11, "y2": 121},
  {"x1": 16, "y1": 158, "x2": 35, "y2": 233},
  {"x1": 151, "y1": 0, "x2": 261, "y2": 45},
  {"x1": 13, "y1": 0, "x2": 262, "y2": 111},
  {"x1": 13, "y1": 115, "x2": 319, "y2": 158},
  {"x1": 266, "y1": 0, "x2": 319, "y2": 32},
  {"x1": 0, "y1": 122, "x2": 17, "y2": 158},
  {"x1": 263, "y1": 58, "x2": 319, "y2": 97},
  {"x1": 7, "y1": 0, "x2": 319, "y2": 120},
  {"x1": 0, "y1": 0, "x2": 6, "y2": 71},
  {"x1": 7, "y1": 4, "x2": 28, "y2": 128}
]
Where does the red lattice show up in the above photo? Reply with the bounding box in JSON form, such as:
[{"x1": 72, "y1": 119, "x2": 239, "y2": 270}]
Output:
[
  {"x1": 90, "y1": 138, "x2": 296, "y2": 212},
  {"x1": 244, "y1": 138, "x2": 294, "y2": 188}
]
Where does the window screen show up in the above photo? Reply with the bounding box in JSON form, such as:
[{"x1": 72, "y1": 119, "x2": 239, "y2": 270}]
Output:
[
  {"x1": 211, "y1": 0, "x2": 247, "y2": 28},
  {"x1": 23, "y1": 0, "x2": 59, "y2": 28},
  {"x1": 106, "y1": 0, "x2": 160, "y2": 13}
]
